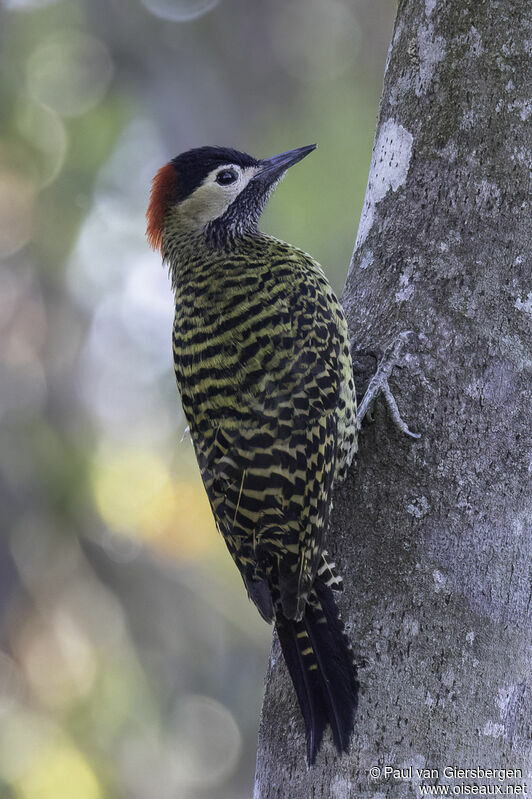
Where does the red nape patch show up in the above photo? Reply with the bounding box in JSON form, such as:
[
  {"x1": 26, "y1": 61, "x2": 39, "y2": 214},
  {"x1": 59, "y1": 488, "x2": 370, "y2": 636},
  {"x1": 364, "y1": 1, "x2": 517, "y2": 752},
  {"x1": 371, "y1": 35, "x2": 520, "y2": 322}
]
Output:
[{"x1": 146, "y1": 163, "x2": 179, "y2": 253}]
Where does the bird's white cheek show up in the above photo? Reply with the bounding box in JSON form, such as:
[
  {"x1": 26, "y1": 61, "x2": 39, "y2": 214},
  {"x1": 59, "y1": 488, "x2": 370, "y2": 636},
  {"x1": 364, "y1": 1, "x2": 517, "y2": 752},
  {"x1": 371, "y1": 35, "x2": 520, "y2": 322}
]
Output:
[{"x1": 179, "y1": 184, "x2": 237, "y2": 228}]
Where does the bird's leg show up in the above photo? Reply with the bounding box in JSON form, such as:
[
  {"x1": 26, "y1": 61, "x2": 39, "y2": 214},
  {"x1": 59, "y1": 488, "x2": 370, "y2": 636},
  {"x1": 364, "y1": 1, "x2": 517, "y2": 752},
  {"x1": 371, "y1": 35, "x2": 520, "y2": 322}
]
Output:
[{"x1": 357, "y1": 331, "x2": 420, "y2": 439}]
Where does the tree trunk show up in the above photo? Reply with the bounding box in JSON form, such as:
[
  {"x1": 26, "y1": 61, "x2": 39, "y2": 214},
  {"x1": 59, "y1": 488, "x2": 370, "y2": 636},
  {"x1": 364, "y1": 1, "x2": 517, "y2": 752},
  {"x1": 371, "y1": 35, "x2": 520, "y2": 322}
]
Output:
[{"x1": 254, "y1": 0, "x2": 531, "y2": 796}]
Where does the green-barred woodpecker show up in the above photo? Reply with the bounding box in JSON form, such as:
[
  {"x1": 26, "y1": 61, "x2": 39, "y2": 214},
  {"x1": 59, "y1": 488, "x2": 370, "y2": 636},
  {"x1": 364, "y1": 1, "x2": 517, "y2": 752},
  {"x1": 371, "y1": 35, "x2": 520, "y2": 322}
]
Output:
[{"x1": 147, "y1": 144, "x2": 359, "y2": 764}]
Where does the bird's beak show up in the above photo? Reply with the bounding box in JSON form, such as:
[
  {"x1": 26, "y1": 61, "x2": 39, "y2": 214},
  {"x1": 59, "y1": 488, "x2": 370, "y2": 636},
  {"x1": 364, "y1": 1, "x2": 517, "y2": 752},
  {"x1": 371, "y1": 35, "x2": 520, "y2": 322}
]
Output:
[{"x1": 257, "y1": 144, "x2": 316, "y2": 185}]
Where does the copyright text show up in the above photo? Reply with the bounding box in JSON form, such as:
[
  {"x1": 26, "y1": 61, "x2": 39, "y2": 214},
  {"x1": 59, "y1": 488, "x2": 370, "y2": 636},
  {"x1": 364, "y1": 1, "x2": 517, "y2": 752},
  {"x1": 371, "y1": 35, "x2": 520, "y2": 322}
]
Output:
[{"x1": 368, "y1": 765, "x2": 527, "y2": 795}]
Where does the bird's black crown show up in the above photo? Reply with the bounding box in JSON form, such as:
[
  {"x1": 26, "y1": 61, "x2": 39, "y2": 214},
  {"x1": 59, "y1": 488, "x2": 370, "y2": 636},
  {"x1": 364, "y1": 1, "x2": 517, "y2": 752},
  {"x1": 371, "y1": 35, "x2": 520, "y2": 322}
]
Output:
[{"x1": 170, "y1": 146, "x2": 259, "y2": 202}]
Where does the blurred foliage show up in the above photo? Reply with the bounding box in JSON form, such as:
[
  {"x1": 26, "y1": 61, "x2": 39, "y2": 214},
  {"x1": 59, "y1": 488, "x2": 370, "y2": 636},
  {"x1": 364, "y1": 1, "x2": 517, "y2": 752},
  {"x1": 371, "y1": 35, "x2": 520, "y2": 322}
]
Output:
[{"x1": 0, "y1": 0, "x2": 394, "y2": 796}]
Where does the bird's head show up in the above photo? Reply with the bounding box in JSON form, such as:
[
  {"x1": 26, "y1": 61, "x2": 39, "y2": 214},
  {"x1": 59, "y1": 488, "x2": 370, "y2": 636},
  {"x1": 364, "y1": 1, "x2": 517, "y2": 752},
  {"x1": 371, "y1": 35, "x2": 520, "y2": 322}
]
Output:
[{"x1": 146, "y1": 144, "x2": 316, "y2": 254}]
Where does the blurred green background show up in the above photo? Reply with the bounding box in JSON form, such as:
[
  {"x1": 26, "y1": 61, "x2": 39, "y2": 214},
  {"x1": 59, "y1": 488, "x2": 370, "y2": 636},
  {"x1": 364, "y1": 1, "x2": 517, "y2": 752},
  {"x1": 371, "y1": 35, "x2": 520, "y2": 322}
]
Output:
[{"x1": 0, "y1": 1, "x2": 394, "y2": 796}]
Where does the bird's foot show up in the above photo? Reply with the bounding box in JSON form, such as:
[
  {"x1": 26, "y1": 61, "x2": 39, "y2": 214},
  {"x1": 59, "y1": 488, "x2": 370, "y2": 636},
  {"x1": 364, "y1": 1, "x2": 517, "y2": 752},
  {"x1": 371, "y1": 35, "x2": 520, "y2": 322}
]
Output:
[{"x1": 357, "y1": 331, "x2": 420, "y2": 439}]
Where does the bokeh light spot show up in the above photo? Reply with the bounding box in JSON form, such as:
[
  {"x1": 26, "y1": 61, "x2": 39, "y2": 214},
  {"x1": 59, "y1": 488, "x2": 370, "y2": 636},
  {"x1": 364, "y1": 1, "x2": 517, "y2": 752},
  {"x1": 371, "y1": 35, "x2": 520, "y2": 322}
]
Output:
[
  {"x1": 91, "y1": 446, "x2": 216, "y2": 558},
  {"x1": 171, "y1": 695, "x2": 242, "y2": 788},
  {"x1": 0, "y1": 713, "x2": 55, "y2": 783},
  {"x1": 0, "y1": 172, "x2": 35, "y2": 258},
  {"x1": 14, "y1": 741, "x2": 101, "y2": 799},
  {"x1": 16, "y1": 100, "x2": 68, "y2": 188},
  {"x1": 6, "y1": 0, "x2": 59, "y2": 9},
  {"x1": 27, "y1": 33, "x2": 113, "y2": 117},
  {"x1": 141, "y1": 0, "x2": 219, "y2": 22},
  {"x1": 18, "y1": 611, "x2": 97, "y2": 707},
  {"x1": 91, "y1": 448, "x2": 178, "y2": 539}
]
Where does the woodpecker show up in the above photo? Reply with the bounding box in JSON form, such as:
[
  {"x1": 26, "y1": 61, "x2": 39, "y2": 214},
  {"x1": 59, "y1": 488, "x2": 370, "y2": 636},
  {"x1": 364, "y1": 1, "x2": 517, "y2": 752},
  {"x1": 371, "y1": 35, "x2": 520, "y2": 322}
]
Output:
[{"x1": 147, "y1": 144, "x2": 359, "y2": 764}]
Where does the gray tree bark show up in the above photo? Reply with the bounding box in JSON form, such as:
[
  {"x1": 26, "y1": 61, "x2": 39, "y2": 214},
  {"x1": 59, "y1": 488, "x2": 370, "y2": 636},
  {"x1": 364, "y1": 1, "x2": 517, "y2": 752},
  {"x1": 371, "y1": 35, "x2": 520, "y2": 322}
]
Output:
[{"x1": 254, "y1": 0, "x2": 531, "y2": 796}]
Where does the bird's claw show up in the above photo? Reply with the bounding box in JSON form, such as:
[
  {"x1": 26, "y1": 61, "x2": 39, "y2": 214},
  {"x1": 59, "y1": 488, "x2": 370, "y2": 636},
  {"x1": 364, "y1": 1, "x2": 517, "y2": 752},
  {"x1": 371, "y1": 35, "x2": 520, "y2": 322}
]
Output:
[
  {"x1": 357, "y1": 331, "x2": 420, "y2": 439},
  {"x1": 381, "y1": 380, "x2": 420, "y2": 439}
]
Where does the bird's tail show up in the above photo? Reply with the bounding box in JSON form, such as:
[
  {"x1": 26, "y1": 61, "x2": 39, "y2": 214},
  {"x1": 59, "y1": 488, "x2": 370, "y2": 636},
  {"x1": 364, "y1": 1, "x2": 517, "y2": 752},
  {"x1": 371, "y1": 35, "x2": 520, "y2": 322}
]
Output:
[{"x1": 274, "y1": 577, "x2": 358, "y2": 764}]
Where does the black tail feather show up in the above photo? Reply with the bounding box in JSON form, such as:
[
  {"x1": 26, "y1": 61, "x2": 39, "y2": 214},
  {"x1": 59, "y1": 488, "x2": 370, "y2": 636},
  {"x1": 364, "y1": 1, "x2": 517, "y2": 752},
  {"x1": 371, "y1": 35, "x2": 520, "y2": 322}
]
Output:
[
  {"x1": 275, "y1": 578, "x2": 358, "y2": 764},
  {"x1": 282, "y1": 618, "x2": 327, "y2": 761}
]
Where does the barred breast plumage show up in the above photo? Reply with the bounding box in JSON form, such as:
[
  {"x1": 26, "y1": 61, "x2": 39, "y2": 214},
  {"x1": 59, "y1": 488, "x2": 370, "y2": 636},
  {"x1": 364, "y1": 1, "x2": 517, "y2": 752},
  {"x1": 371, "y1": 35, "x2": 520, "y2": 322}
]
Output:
[{"x1": 172, "y1": 235, "x2": 357, "y2": 620}]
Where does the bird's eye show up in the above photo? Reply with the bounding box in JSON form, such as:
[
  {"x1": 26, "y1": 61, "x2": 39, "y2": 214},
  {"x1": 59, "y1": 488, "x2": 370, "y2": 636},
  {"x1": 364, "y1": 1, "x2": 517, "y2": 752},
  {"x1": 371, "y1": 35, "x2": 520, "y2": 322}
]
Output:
[{"x1": 215, "y1": 168, "x2": 238, "y2": 186}]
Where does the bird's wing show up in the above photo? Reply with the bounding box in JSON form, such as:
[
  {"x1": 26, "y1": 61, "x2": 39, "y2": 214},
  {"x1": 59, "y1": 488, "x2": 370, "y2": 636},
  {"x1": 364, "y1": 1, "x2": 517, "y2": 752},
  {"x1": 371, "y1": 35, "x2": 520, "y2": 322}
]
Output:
[{"x1": 189, "y1": 257, "x2": 346, "y2": 620}]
